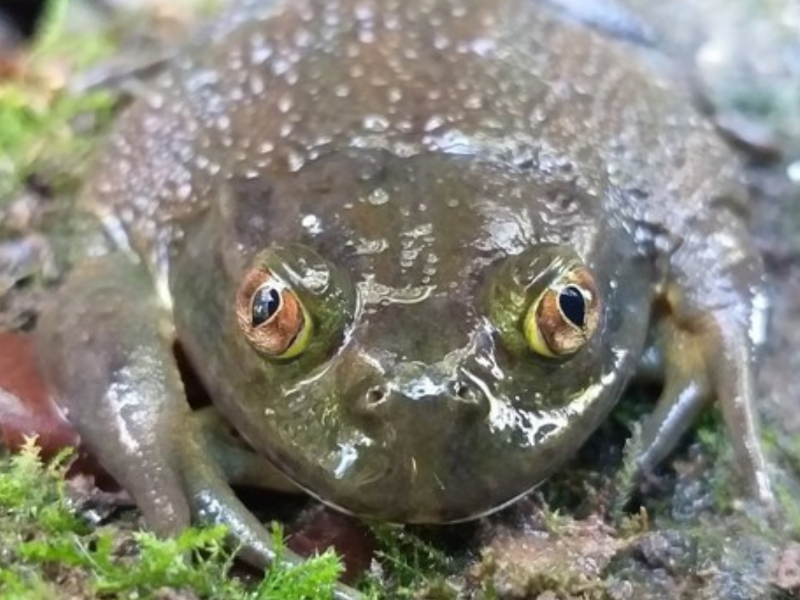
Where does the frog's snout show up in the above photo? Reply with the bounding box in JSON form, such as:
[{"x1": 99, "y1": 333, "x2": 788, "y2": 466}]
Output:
[
  {"x1": 325, "y1": 355, "x2": 508, "y2": 522},
  {"x1": 351, "y1": 360, "x2": 490, "y2": 421}
]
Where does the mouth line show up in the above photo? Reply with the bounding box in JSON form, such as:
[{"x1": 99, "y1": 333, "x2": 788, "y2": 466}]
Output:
[{"x1": 288, "y1": 461, "x2": 541, "y2": 524}]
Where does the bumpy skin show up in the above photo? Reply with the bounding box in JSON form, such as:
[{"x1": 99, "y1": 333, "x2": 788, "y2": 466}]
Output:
[{"x1": 36, "y1": 0, "x2": 772, "y2": 589}]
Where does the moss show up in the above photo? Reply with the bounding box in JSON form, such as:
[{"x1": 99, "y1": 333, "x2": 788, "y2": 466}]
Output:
[
  {"x1": 0, "y1": 83, "x2": 113, "y2": 199},
  {"x1": 762, "y1": 429, "x2": 800, "y2": 538},
  {"x1": 0, "y1": 439, "x2": 344, "y2": 600},
  {"x1": 360, "y1": 524, "x2": 458, "y2": 599},
  {"x1": 0, "y1": 0, "x2": 116, "y2": 204},
  {"x1": 0, "y1": 439, "x2": 473, "y2": 599}
]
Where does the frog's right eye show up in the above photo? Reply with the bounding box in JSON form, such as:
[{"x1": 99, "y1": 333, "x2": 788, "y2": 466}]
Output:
[
  {"x1": 235, "y1": 268, "x2": 313, "y2": 359},
  {"x1": 523, "y1": 267, "x2": 600, "y2": 358},
  {"x1": 484, "y1": 244, "x2": 603, "y2": 360}
]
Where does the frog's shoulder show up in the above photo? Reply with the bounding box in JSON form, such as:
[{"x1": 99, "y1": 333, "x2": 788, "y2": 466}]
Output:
[{"x1": 80, "y1": 78, "x2": 216, "y2": 262}]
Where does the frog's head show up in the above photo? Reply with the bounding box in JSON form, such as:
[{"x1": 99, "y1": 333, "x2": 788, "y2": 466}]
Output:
[{"x1": 204, "y1": 151, "x2": 652, "y2": 522}]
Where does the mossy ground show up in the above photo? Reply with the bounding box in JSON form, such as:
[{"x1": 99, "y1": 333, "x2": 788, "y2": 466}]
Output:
[
  {"x1": 0, "y1": 440, "x2": 346, "y2": 600},
  {"x1": 0, "y1": 442, "x2": 465, "y2": 600}
]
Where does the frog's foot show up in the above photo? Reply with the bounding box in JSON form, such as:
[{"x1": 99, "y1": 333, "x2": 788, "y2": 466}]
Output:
[
  {"x1": 175, "y1": 416, "x2": 301, "y2": 565},
  {"x1": 633, "y1": 316, "x2": 711, "y2": 480},
  {"x1": 35, "y1": 253, "x2": 361, "y2": 600},
  {"x1": 160, "y1": 410, "x2": 362, "y2": 600},
  {"x1": 623, "y1": 285, "x2": 774, "y2": 508}
]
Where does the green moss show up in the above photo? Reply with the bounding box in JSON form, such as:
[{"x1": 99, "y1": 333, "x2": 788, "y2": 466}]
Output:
[
  {"x1": 762, "y1": 429, "x2": 800, "y2": 537},
  {"x1": 0, "y1": 0, "x2": 116, "y2": 203},
  {"x1": 360, "y1": 524, "x2": 456, "y2": 599},
  {"x1": 477, "y1": 546, "x2": 611, "y2": 600},
  {"x1": 0, "y1": 439, "x2": 343, "y2": 600},
  {"x1": 0, "y1": 83, "x2": 113, "y2": 199}
]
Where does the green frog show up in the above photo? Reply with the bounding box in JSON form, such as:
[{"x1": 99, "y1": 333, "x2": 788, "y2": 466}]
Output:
[{"x1": 35, "y1": 0, "x2": 773, "y2": 593}]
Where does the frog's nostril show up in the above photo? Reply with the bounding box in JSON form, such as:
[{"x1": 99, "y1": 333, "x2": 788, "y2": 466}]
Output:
[
  {"x1": 365, "y1": 385, "x2": 387, "y2": 406},
  {"x1": 450, "y1": 380, "x2": 489, "y2": 419},
  {"x1": 454, "y1": 381, "x2": 480, "y2": 404}
]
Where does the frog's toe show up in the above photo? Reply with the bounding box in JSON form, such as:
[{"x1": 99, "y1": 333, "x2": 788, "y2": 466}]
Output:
[{"x1": 171, "y1": 412, "x2": 300, "y2": 566}]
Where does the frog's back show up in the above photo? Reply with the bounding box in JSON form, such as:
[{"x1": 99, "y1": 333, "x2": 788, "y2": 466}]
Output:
[{"x1": 86, "y1": 0, "x2": 743, "y2": 262}]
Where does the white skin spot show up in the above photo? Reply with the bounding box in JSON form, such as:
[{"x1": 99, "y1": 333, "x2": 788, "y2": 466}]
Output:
[
  {"x1": 177, "y1": 183, "x2": 192, "y2": 200},
  {"x1": 363, "y1": 114, "x2": 390, "y2": 132},
  {"x1": 301, "y1": 213, "x2": 323, "y2": 235},
  {"x1": 278, "y1": 94, "x2": 294, "y2": 113}
]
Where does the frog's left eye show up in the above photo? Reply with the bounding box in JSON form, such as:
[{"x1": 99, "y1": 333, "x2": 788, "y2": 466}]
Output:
[
  {"x1": 235, "y1": 268, "x2": 312, "y2": 359},
  {"x1": 523, "y1": 267, "x2": 600, "y2": 358}
]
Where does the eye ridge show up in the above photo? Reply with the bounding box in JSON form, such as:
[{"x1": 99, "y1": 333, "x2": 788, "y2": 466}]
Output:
[{"x1": 557, "y1": 284, "x2": 586, "y2": 329}]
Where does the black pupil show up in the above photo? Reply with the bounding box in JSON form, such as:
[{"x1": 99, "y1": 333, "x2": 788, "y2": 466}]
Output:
[
  {"x1": 558, "y1": 285, "x2": 586, "y2": 328},
  {"x1": 252, "y1": 286, "x2": 282, "y2": 327}
]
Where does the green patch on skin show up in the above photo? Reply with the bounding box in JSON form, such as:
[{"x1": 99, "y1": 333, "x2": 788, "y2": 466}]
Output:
[
  {"x1": 0, "y1": 0, "x2": 116, "y2": 204},
  {"x1": 0, "y1": 439, "x2": 344, "y2": 600}
]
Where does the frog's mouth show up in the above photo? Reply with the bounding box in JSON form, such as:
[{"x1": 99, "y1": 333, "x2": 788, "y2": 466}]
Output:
[
  {"x1": 267, "y1": 397, "x2": 569, "y2": 524},
  {"x1": 246, "y1": 353, "x2": 626, "y2": 524}
]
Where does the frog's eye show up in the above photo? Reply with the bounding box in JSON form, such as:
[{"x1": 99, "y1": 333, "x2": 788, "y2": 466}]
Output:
[
  {"x1": 523, "y1": 267, "x2": 600, "y2": 358},
  {"x1": 235, "y1": 268, "x2": 312, "y2": 359}
]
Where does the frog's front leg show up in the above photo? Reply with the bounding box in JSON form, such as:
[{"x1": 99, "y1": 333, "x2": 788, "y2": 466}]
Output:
[
  {"x1": 633, "y1": 305, "x2": 714, "y2": 479},
  {"x1": 36, "y1": 254, "x2": 196, "y2": 534},
  {"x1": 35, "y1": 253, "x2": 361, "y2": 599},
  {"x1": 193, "y1": 406, "x2": 300, "y2": 492},
  {"x1": 630, "y1": 223, "x2": 773, "y2": 506}
]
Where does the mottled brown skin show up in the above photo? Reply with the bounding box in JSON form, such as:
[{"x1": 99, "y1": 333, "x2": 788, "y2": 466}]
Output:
[{"x1": 35, "y1": 0, "x2": 772, "y2": 595}]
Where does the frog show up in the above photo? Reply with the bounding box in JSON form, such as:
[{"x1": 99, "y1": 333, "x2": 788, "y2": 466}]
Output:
[{"x1": 34, "y1": 0, "x2": 773, "y2": 593}]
